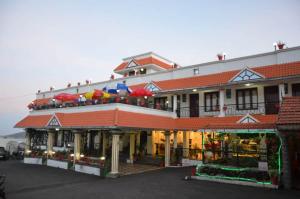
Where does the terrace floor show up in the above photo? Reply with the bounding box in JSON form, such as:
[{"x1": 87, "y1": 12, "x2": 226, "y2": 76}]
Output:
[{"x1": 0, "y1": 160, "x2": 299, "y2": 199}]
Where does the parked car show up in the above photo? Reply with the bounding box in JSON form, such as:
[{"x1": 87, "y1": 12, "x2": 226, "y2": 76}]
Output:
[{"x1": 0, "y1": 147, "x2": 8, "y2": 160}]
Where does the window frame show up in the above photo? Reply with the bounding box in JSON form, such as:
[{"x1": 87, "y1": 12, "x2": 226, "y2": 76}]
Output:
[
  {"x1": 204, "y1": 91, "x2": 220, "y2": 112},
  {"x1": 236, "y1": 88, "x2": 258, "y2": 110}
]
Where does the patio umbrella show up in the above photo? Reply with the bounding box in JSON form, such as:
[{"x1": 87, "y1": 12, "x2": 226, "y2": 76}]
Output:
[
  {"x1": 92, "y1": 89, "x2": 103, "y2": 99},
  {"x1": 54, "y1": 93, "x2": 78, "y2": 102},
  {"x1": 102, "y1": 92, "x2": 111, "y2": 99},
  {"x1": 130, "y1": 88, "x2": 153, "y2": 97},
  {"x1": 117, "y1": 83, "x2": 131, "y2": 97},
  {"x1": 84, "y1": 91, "x2": 94, "y2": 100}
]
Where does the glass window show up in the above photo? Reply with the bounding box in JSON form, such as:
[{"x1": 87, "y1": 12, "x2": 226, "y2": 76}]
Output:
[
  {"x1": 205, "y1": 92, "x2": 219, "y2": 112},
  {"x1": 194, "y1": 68, "x2": 199, "y2": 75},
  {"x1": 236, "y1": 88, "x2": 258, "y2": 110}
]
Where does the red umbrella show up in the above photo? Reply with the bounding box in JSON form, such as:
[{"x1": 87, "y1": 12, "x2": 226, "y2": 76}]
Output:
[
  {"x1": 54, "y1": 93, "x2": 78, "y2": 102},
  {"x1": 130, "y1": 88, "x2": 153, "y2": 97},
  {"x1": 92, "y1": 89, "x2": 103, "y2": 100}
]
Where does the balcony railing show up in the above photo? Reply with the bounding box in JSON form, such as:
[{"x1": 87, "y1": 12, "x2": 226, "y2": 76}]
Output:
[
  {"x1": 176, "y1": 102, "x2": 280, "y2": 118},
  {"x1": 31, "y1": 99, "x2": 173, "y2": 112}
]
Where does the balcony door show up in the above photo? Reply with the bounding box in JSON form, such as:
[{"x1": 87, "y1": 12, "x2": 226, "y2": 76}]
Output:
[
  {"x1": 264, "y1": 86, "x2": 279, "y2": 114},
  {"x1": 189, "y1": 93, "x2": 199, "y2": 117}
]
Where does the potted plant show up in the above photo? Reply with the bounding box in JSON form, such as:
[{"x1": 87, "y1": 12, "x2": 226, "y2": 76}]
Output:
[
  {"x1": 217, "y1": 53, "x2": 224, "y2": 61},
  {"x1": 277, "y1": 41, "x2": 285, "y2": 50},
  {"x1": 269, "y1": 170, "x2": 278, "y2": 185}
]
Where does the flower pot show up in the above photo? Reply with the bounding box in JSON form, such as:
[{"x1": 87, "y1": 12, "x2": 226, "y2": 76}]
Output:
[
  {"x1": 271, "y1": 176, "x2": 278, "y2": 185},
  {"x1": 217, "y1": 55, "x2": 223, "y2": 61},
  {"x1": 278, "y1": 44, "x2": 284, "y2": 50}
]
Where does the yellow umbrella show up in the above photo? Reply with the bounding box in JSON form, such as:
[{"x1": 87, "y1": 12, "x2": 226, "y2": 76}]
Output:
[
  {"x1": 84, "y1": 91, "x2": 94, "y2": 100},
  {"x1": 102, "y1": 92, "x2": 111, "y2": 99}
]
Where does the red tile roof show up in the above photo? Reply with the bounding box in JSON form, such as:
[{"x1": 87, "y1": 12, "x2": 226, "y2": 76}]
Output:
[
  {"x1": 147, "y1": 61, "x2": 300, "y2": 91},
  {"x1": 277, "y1": 96, "x2": 300, "y2": 125},
  {"x1": 15, "y1": 114, "x2": 52, "y2": 128},
  {"x1": 15, "y1": 109, "x2": 276, "y2": 131},
  {"x1": 114, "y1": 57, "x2": 173, "y2": 72}
]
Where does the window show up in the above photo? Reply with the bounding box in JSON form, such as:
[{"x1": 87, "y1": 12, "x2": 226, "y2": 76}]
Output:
[
  {"x1": 193, "y1": 68, "x2": 199, "y2": 75},
  {"x1": 204, "y1": 92, "x2": 219, "y2": 112},
  {"x1": 154, "y1": 97, "x2": 168, "y2": 110},
  {"x1": 231, "y1": 68, "x2": 263, "y2": 82},
  {"x1": 145, "y1": 83, "x2": 160, "y2": 92},
  {"x1": 292, "y1": 83, "x2": 300, "y2": 96},
  {"x1": 182, "y1": 94, "x2": 187, "y2": 103},
  {"x1": 128, "y1": 71, "x2": 135, "y2": 76},
  {"x1": 236, "y1": 88, "x2": 258, "y2": 110}
]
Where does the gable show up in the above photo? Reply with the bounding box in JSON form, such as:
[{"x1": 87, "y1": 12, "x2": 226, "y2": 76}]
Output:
[
  {"x1": 47, "y1": 115, "x2": 61, "y2": 127},
  {"x1": 237, "y1": 114, "x2": 259, "y2": 124},
  {"x1": 145, "y1": 82, "x2": 160, "y2": 92},
  {"x1": 127, "y1": 59, "x2": 139, "y2": 68},
  {"x1": 230, "y1": 68, "x2": 264, "y2": 82}
]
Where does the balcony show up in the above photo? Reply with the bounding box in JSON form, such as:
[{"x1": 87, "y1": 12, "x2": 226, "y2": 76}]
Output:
[{"x1": 176, "y1": 102, "x2": 280, "y2": 118}]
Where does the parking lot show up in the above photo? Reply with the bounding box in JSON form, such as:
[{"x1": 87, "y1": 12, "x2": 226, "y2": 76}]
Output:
[{"x1": 0, "y1": 160, "x2": 300, "y2": 199}]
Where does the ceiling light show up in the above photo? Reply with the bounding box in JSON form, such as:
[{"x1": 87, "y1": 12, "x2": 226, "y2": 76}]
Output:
[
  {"x1": 245, "y1": 83, "x2": 251, "y2": 87},
  {"x1": 192, "y1": 89, "x2": 197, "y2": 92}
]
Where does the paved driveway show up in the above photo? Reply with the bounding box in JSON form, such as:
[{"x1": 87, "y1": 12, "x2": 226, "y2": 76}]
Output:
[{"x1": 0, "y1": 160, "x2": 299, "y2": 199}]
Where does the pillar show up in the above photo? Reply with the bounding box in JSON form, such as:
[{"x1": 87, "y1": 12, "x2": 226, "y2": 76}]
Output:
[
  {"x1": 183, "y1": 131, "x2": 189, "y2": 158},
  {"x1": 109, "y1": 130, "x2": 121, "y2": 177},
  {"x1": 173, "y1": 95, "x2": 177, "y2": 113},
  {"x1": 164, "y1": 131, "x2": 171, "y2": 167},
  {"x1": 279, "y1": 83, "x2": 286, "y2": 103},
  {"x1": 136, "y1": 132, "x2": 141, "y2": 153},
  {"x1": 87, "y1": 132, "x2": 91, "y2": 149},
  {"x1": 129, "y1": 133, "x2": 135, "y2": 163},
  {"x1": 102, "y1": 132, "x2": 107, "y2": 157},
  {"x1": 146, "y1": 131, "x2": 153, "y2": 155},
  {"x1": 280, "y1": 133, "x2": 292, "y2": 189},
  {"x1": 74, "y1": 131, "x2": 81, "y2": 161},
  {"x1": 25, "y1": 130, "x2": 31, "y2": 152},
  {"x1": 173, "y1": 131, "x2": 178, "y2": 149},
  {"x1": 219, "y1": 89, "x2": 225, "y2": 117},
  {"x1": 47, "y1": 130, "x2": 55, "y2": 154}
]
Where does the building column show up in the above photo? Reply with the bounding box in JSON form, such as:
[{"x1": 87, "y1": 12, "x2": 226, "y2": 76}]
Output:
[
  {"x1": 146, "y1": 131, "x2": 153, "y2": 155},
  {"x1": 136, "y1": 132, "x2": 141, "y2": 153},
  {"x1": 129, "y1": 133, "x2": 135, "y2": 163},
  {"x1": 280, "y1": 133, "x2": 292, "y2": 189},
  {"x1": 164, "y1": 131, "x2": 171, "y2": 167},
  {"x1": 25, "y1": 130, "x2": 31, "y2": 152},
  {"x1": 98, "y1": 131, "x2": 102, "y2": 157},
  {"x1": 47, "y1": 130, "x2": 55, "y2": 155},
  {"x1": 74, "y1": 131, "x2": 82, "y2": 161},
  {"x1": 173, "y1": 95, "x2": 177, "y2": 113},
  {"x1": 219, "y1": 89, "x2": 225, "y2": 117},
  {"x1": 173, "y1": 131, "x2": 178, "y2": 152},
  {"x1": 109, "y1": 130, "x2": 121, "y2": 177},
  {"x1": 183, "y1": 131, "x2": 189, "y2": 158},
  {"x1": 279, "y1": 83, "x2": 286, "y2": 103},
  {"x1": 102, "y1": 132, "x2": 107, "y2": 157}
]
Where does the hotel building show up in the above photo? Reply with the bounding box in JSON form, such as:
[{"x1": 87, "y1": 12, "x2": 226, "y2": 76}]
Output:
[{"x1": 15, "y1": 45, "x2": 300, "y2": 188}]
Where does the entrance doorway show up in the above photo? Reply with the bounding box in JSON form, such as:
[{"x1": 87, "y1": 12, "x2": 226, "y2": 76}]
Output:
[
  {"x1": 189, "y1": 94, "x2": 199, "y2": 117},
  {"x1": 264, "y1": 86, "x2": 279, "y2": 114}
]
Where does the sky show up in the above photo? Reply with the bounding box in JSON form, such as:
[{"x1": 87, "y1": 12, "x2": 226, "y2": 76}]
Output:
[{"x1": 0, "y1": 0, "x2": 300, "y2": 135}]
